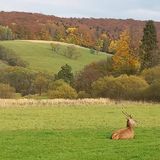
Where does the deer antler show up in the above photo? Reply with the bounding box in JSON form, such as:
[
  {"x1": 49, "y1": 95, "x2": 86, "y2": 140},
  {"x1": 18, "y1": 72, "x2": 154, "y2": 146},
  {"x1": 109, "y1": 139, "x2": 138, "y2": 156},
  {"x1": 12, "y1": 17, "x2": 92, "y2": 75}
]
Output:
[{"x1": 122, "y1": 111, "x2": 132, "y2": 118}]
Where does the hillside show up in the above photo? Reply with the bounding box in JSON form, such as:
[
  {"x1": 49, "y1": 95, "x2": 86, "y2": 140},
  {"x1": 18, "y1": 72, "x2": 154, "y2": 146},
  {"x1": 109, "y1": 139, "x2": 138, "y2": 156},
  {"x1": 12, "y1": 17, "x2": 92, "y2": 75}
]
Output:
[
  {"x1": 0, "y1": 11, "x2": 160, "y2": 49},
  {"x1": 0, "y1": 40, "x2": 108, "y2": 73}
]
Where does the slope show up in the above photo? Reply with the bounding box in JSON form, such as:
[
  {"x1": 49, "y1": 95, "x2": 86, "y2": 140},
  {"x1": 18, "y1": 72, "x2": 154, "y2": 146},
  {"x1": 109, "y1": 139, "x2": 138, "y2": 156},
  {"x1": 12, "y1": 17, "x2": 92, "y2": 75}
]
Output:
[{"x1": 0, "y1": 40, "x2": 108, "y2": 73}]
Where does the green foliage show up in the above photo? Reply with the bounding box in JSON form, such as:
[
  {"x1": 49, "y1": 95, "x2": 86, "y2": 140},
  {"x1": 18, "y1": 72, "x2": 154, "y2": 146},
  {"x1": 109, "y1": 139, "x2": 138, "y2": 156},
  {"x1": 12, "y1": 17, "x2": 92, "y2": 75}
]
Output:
[
  {"x1": 0, "y1": 83, "x2": 16, "y2": 98},
  {"x1": 141, "y1": 66, "x2": 160, "y2": 84},
  {"x1": 92, "y1": 75, "x2": 148, "y2": 100},
  {"x1": 90, "y1": 48, "x2": 96, "y2": 54},
  {"x1": 139, "y1": 20, "x2": 160, "y2": 69},
  {"x1": 48, "y1": 80, "x2": 77, "y2": 99},
  {"x1": 55, "y1": 64, "x2": 74, "y2": 85},
  {"x1": 0, "y1": 25, "x2": 13, "y2": 40},
  {"x1": 0, "y1": 45, "x2": 28, "y2": 67},
  {"x1": 64, "y1": 45, "x2": 81, "y2": 60}
]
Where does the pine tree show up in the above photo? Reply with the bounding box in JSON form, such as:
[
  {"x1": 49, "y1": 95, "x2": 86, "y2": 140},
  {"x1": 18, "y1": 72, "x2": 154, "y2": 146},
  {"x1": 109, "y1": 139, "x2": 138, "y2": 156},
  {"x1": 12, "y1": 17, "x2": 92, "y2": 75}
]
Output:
[
  {"x1": 140, "y1": 20, "x2": 160, "y2": 70},
  {"x1": 55, "y1": 64, "x2": 74, "y2": 85}
]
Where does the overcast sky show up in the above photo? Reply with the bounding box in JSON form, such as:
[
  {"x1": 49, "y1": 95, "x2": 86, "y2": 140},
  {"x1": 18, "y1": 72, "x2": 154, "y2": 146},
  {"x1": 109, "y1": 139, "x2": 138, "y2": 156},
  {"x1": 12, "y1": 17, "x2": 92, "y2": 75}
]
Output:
[{"x1": 0, "y1": 0, "x2": 160, "y2": 21}]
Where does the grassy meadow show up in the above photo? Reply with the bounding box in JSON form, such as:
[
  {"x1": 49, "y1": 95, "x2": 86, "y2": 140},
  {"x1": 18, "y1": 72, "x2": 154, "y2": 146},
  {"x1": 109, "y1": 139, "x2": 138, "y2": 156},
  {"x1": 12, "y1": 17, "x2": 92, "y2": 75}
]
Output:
[
  {"x1": 0, "y1": 40, "x2": 108, "y2": 73},
  {"x1": 0, "y1": 101, "x2": 160, "y2": 160}
]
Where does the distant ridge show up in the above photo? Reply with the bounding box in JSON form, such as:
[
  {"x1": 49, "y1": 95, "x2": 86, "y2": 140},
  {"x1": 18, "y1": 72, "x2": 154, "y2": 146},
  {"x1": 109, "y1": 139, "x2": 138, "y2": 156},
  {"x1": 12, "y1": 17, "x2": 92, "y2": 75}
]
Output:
[{"x1": 0, "y1": 11, "x2": 160, "y2": 48}]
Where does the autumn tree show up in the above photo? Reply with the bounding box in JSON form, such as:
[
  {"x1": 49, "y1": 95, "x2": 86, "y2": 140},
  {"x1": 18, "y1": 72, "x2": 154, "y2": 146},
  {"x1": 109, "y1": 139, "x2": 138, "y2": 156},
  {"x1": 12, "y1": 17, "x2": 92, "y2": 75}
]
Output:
[
  {"x1": 139, "y1": 20, "x2": 160, "y2": 70},
  {"x1": 112, "y1": 30, "x2": 140, "y2": 75},
  {"x1": 34, "y1": 72, "x2": 49, "y2": 96},
  {"x1": 0, "y1": 25, "x2": 13, "y2": 40},
  {"x1": 74, "y1": 58, "x2": 113, "y2": 93}
]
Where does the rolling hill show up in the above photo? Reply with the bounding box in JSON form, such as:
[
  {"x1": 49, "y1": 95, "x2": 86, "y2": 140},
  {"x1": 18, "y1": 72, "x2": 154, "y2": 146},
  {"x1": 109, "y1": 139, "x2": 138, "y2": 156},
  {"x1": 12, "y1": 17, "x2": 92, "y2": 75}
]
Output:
[{"x1": 0, "y1": 40, "x2": 108, "y2": 73}]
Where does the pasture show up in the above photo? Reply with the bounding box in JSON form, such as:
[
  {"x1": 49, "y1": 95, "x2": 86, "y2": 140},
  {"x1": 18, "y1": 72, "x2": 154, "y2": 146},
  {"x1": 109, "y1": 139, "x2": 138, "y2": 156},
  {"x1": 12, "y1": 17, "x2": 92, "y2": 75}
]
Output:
[
  {"x1": 0, "y1": 40, "x2": 108, "y2": 73},
  {"x1": 0, "y1": 100, "x2": 160, "y2": 160}
]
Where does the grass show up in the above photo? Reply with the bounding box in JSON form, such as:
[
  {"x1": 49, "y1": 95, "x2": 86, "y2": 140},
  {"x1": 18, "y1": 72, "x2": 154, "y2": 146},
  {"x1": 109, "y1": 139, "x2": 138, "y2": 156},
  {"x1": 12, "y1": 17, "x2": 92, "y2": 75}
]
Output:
[
  {"x1": 0, "y1": 40, "x2": 108, "y2": 73},
  {"x1": 0, "y1": 103, "x2": 160, "y2": 160}
]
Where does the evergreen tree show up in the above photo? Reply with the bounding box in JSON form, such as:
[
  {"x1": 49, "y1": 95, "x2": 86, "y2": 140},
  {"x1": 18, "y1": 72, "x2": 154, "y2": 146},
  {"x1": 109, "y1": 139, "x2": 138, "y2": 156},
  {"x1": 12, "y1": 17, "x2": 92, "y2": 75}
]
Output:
[
  {"x1": 140, "y1": 20, "x2": 160, "y2": 70},
  {"x1": 55, "y1": 64, "x2": 74, "y2": 85}
]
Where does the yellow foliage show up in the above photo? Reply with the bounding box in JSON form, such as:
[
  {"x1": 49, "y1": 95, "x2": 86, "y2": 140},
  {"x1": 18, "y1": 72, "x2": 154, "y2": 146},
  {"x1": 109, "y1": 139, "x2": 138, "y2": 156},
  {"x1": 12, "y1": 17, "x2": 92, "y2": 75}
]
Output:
[
  {"x1": 66, "y1": 27, "x2": 77, "y2": 34},
  {"x1": 112, "y1": 30, "x2": 140, "y2": 74}
]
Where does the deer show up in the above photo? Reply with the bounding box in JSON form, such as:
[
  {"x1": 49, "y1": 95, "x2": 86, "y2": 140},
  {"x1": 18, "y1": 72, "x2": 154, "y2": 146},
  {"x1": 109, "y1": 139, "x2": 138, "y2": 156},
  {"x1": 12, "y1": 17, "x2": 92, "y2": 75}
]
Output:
[{"x1": 111, "y1": 111, "x2": 136, "y2": 140}]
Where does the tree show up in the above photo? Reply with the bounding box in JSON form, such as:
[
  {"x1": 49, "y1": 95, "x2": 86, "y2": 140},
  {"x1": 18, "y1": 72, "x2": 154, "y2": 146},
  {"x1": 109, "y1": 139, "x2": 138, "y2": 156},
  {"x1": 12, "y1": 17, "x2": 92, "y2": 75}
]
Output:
[
  {"x1": 0, "y1": 25, "x2": 13, "y2": 40},
  {"x1": 50, "y1": 43, "x2": 60, "y2": 53},
  {"x1": 1, "y1": 67, "x2": 35, "y2": 96},
  {"x1": 55, "y1": 64, "x2": 74, "y2": 85},
  {"x1": 34, "y1": 72, "x2": 49, "y2": 95},
  {"x1": 112, "y1": 30, "x2": 140, "y2": 75},
  {"x1": 74, "y1": 58, "x2": 113, "y2": 93},
  {"x1": 0, "y1": 83, "x2": 16, "y2": 98},
  {"x1": 139, "y1": 20, "x2": 160, "y2": 70},
  {"x1": 64, "y1": 45, "x2": 81, "y2": 60}
]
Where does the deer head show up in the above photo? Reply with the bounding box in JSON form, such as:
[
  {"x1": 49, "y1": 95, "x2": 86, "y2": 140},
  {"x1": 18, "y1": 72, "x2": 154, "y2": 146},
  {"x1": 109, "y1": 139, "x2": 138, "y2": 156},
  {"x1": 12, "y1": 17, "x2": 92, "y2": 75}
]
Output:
[{"x1": 122, "y1": 111, "x2": 136, "y2": 128}]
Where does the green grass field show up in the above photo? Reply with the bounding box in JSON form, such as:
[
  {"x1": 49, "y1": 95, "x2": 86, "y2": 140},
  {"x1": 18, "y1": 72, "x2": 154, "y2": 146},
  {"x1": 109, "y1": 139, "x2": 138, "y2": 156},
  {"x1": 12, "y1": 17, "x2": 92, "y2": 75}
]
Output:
[
  {"x1": 0, "y1": 103, "x2": 160, "y2": 160},
  {"x1": 0, "y1": 40, "x2": 108, "y2": 73}
]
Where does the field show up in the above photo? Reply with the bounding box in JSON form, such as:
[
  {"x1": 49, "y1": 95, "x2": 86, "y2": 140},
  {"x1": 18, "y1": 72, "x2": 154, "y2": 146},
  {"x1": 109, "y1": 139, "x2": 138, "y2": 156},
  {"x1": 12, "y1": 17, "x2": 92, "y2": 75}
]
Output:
[
  {"x1": 0, "y1": 100, "x2": 160, "y2": 160},
  {"x1": 0, "y1": 40, "x2": 108, "y2": 73}
]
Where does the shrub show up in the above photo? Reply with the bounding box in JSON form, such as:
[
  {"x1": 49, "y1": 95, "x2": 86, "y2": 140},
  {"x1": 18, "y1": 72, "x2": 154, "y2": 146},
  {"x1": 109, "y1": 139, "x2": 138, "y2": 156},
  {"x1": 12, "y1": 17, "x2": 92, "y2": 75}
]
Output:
[
  {"x1": 0, "y1": 67, "x2": 35, "y2": 96},
  {"x1": 92, "y1": 75, "x2": 148, "y2": 100},
  {"x1": 48, "y1": 80, "x2": 77, "y2": 99},
  {"x1": 0, "y1": 83, "x2": 16, "y2": 98},
  {"x1": 0, "y1": 45, "x2": 28, "y2": 67},
  {"x1": 144, "y1": 80, "x2": 160, "y2": 101},
  {"x1": 141, "y1": 66, "x2": 160, "y2": 84},
  {"x1": 78, "y1": 91, "x2": 91, "y2": 99},
  {"x1": 74, "y1": 58, "x2": 113, "y2": 93},
  {"x1": 64, "y1": 45, "x2": 81, "y2": 60}
]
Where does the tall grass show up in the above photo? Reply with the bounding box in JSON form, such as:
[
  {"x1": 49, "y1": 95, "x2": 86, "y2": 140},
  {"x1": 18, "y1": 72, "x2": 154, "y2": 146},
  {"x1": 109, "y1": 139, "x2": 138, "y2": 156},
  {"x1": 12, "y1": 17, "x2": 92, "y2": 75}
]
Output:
[{"x1": 0, "y1": 98, "x2": 156, "y2": 107}]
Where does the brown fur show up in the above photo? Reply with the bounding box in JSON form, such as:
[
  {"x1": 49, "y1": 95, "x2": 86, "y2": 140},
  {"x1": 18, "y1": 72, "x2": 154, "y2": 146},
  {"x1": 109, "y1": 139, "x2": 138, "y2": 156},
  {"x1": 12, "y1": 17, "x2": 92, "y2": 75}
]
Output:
[{"x1": 111, "y1": 118, "x2": 136, "y2": 140}]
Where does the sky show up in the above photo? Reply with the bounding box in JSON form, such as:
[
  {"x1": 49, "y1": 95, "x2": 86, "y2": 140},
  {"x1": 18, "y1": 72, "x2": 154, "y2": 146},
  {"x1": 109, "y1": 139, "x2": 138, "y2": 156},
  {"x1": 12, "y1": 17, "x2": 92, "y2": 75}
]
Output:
[{"x1": 0, "y1": 0, "x2": 160, "y2": 21}]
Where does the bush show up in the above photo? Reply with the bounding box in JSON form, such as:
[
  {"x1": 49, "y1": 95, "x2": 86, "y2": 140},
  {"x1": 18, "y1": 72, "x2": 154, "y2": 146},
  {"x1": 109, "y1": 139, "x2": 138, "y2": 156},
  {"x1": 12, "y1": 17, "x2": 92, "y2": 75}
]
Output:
[
  {"x1": 48, "y1": 80, "x2": 77, "y2": 99},
  {"x1": 92, "y1": 75, "x2": 148, "y2": 100},
  {"x1": 144, "y1": 80, "x2": 160, "y2": 101},
  {"x1": 78, "y1": 91, "x2": 91, "y2": 99},
  {"x1": 0, "y1": 45, "x2": 28, "y2": 67},
  {"x1": 0, "y1": 67, "x2": 35, "y2": 96},
  {"x1": 74, "y1": 58, "x2": 113, "y2": 93},
  {"x1": 141, "y1": 66, "x2": 160, "y2": 84},
  {"x1": 64, "y1": 45, "x2": 81, "y2": 60},
  {"x1": 0, "y1": 83, "x2": 16, "y2": 98}
]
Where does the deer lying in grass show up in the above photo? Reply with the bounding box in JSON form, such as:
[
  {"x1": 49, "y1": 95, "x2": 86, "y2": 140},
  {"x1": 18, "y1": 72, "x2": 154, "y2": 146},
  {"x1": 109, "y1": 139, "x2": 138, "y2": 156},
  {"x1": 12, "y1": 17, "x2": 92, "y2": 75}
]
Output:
[{"x1": 111, "y1": 111, "x2": 136, "y2": 140}]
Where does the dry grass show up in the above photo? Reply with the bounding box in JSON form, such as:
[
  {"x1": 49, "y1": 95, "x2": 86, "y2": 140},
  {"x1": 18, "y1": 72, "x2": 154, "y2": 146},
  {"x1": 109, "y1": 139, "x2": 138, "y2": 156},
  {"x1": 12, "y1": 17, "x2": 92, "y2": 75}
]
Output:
[{"x1": 0, "y1": 98, "x2": 155, "y2": 107}]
